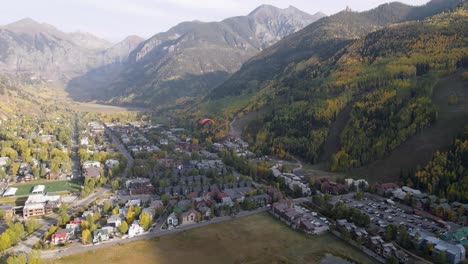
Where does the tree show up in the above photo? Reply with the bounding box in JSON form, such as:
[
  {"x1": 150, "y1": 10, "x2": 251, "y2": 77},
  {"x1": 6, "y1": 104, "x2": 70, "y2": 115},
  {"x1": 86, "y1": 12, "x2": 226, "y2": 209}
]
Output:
[
  {"x1": 112, "y1": 205, "x2": 120, "y2": 215},
  {"x1": 111, "y1": 179, "x2": 120, "y2": 191},
  {"x1": 102, "y1": 201, "x2": 112, "y2": 214},
  {"x1": 0, "y1": 232, "x2": 11, "y2": 251},
  {"x1": 161, "y1": 194, "x2": 170, "y2": 206},
  {"x1": 26, "y1": 219, "x2": 38, "y2": 234},
  {"x1": 126, "y1": 206, "x2": 135, "y2": 224},
  {"x1": 6, "y1": 253, "x2": 27, "y2": 264},
  {"x1": 119, "y1": 221, "x2": 128, "y2": 234},
  {"x1": 139, "y1": 212, "x2": 152, "y2": 231},
  {"x1": 385, "y1": 224, "x2": 398, "y2": 241},
  {"x1": 385, "y1": 256, "x2": 398, "y2": 264},
  {"x1": 28, "y1": 250, "x2": 42, "y2": 264},
  {"x1": 81, "y1": 229, "x2": 91, "y2": 244}
]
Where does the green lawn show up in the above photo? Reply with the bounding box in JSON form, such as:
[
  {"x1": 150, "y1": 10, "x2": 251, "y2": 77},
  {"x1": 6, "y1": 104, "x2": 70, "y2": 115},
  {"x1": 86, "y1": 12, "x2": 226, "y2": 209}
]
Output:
[
  {"x1": 46, "y1": 213, "x2": 376, "y2": 264},
  {"x1": 11, "y1": 180, "x2": 81, "y2": 196}
]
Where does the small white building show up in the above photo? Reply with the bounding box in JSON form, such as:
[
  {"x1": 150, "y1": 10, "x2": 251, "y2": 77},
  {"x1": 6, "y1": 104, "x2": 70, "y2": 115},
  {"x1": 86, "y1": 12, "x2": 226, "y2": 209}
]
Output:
[
  {"x1": 128, "y1": 221, "x2": 144, "y2": 238},
  {"x1": 0, "y1": 157, "x2": 9, "y2": 167},
  {"x1": 167, "y1": 212, "x2": 178, "y2": 226},
  {"x1": 3, "y1": 187, "x2": 18, "y2": 197},
  {"x1": 83, "y1": 161, "x2": 101, "y2": 169},
  {"x1": 32, "y1": 185, "x2": 46, "y2": 194},
  {"x1": 80, "y1": 137, "x2": 89, "y2": 146}
]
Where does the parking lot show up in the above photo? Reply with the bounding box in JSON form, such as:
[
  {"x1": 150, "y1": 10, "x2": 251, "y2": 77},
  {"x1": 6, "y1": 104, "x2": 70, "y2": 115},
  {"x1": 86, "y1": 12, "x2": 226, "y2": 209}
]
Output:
[{"x1": 336, "y1": 193, "x2": 450, "y2": 237}]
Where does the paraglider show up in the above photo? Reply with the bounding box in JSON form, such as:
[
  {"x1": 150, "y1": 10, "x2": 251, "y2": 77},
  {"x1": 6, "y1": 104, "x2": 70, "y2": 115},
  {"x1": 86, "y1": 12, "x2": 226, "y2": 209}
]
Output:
[{"x1": 199, "y1": 118, "x2": 215, "y2": 125}]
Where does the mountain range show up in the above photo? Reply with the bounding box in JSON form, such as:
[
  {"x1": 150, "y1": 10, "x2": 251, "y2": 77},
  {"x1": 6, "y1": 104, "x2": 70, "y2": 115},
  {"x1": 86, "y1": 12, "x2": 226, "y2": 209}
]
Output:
[
  {"x1": 0, "y1": 18, "x2": 143, "y2": 82},
  {"x1": 66, "y1": 5, "x2": 325, "y2": 106}
]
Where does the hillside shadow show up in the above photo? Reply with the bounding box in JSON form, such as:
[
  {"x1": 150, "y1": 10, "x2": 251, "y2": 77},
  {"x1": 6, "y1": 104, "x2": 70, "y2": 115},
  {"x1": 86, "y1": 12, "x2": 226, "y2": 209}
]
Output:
[{"x1": 66, "y1": 61, "x2": 231, "y2": 108}]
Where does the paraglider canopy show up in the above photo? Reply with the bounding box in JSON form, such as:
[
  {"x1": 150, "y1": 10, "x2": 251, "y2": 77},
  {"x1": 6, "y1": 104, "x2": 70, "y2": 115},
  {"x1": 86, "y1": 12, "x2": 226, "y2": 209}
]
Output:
[{"x1": 199, "y1": 118, "x2": 215, "y2": 125}]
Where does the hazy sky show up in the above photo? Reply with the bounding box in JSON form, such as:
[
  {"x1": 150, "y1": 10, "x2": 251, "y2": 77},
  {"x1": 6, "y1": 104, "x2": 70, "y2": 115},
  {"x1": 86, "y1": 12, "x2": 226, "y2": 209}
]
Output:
[{"x1": 0, "y1": 0, "x2": 431, "y2": 42}]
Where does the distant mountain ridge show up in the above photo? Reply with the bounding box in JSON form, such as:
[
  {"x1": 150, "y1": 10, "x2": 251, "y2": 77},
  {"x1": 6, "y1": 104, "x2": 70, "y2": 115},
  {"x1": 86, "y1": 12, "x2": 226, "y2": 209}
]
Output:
[
  {"x1": 209, "y1": 0, "x2": 463, "y2": 100},
  {"x1": 0, "y1": 18, "x2": 142, "y2": 82},
  {"x1": 68, "y1": 5, "x2": 326, "y2": 106}
]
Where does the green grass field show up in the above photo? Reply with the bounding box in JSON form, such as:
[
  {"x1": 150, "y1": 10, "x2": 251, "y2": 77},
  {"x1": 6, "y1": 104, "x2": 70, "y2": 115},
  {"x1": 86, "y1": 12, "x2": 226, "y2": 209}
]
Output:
[
  {"x1": 46, "y1": 213, "x2": 376, "y2": 264},
  {"x1": 11, "y1": 180, "x2": 81, "y2": 196},
  {"x1": 70, "y1": 102, "x2": 139, "y2": 113}
]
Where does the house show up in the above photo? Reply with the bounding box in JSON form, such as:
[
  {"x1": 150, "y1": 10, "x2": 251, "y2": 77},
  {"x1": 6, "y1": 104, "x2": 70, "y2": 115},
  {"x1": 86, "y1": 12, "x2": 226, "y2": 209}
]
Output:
[
  {"x1": 0, "y1": 205, "x2": 14, "y2": 218},
  {"x1": 83, "y1": 167, "x2": 100, "y2": 179},
  {"x1": 51, "y1": 229, "x2": 71, "y2": 245},
  {"x1": 128, "y1": 221, "x2": 144, "y2": 238},
  {"x1": 65, "y1": 222, "x2": 81, "y2": 235},
  {"x1": 167, "y1": 212, "x2": 179, "y2": 226},
  {"x1": 180, "y1": 209, "x2": 199, "y2": 226},
  {"x1": 82, "y1": 161, "x2": 101, "y2": 169},
  {"x1": 92, "y1": 229, "x2": 110, "y2": 243},
  {"x1": 80, "y1": 137, "x2": 89, "y2": 146},
  {"x1": 45, "y1": 171, "x2": 59, "y2": 181},
  {"x1": 374, "y1": 183, "x2": 399, "y2": 196},
  {"x1": 369, "y1": 236, "x2": 385, "y2": 255},
  {"x1": 102, "y1": 226, "x2": 114, "y2": 237},
  {"x1": 125, "y1": 199, "x2": 141, "y2": 208},
  {"x1": 245, "y1": 194, "x2": 271, "y2": 207},
  {"x1": 105, "y1": 159, "x2": 119, "y2": 169},
  {"x1": 382, "y1": 243, "x2": 397, "y2": 258},
  {"x1": 107, "y1": 215, "x2": 122, "y2": 228}
]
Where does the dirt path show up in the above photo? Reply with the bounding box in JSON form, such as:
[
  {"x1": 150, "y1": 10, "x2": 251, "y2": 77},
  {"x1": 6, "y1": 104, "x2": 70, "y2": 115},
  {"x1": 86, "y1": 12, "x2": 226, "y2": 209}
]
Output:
[{"x1": 351, "y1": 73, "x2": 468, "y2": 183}]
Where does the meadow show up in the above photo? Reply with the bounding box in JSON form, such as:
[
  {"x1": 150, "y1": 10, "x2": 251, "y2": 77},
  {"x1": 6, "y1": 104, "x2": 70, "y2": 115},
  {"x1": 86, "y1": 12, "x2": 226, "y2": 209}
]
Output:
[{"x1": 46, "y1": 213, "x2": 376, "y2": 264}]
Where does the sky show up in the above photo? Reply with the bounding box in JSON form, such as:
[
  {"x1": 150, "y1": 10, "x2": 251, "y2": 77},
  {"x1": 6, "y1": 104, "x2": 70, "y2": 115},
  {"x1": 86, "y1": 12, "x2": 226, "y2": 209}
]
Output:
[{"x1": 0, "y1": 0, "x2": 431, "y2": 42}]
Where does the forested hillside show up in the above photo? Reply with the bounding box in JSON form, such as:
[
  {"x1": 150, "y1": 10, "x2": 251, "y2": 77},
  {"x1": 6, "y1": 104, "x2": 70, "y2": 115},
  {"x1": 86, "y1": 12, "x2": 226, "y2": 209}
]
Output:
[
  {"x1": 406, "y1": 126, "x2": 468, "y2": 202},
  {"x1": 208, "y1": 0, "x2": 462, "y2": 100},
  {"x1": 194, "y1": 1, "x2": 467, "y2": 181}
]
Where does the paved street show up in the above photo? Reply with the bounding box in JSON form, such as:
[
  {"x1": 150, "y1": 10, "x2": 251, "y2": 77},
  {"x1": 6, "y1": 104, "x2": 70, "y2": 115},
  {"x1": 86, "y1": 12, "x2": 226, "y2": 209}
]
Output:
[
  {"x1": 104, "y1": 125, "x2": 133, "y2": 178},
  {"x1": 42, "y1": 207, "x2": 269, "y2": 259}
]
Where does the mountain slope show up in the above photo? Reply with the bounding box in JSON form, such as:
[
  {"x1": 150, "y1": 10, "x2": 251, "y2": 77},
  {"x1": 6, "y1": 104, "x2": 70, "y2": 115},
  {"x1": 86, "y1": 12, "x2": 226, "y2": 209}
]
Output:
[
  {"x1": 72, "y1": 5, "x2": 325, "y2": 106},
  {"x1": 195, "y1": 0, "x2": 467, "y2": 182},
  {"x1": 208, "y1": 0, "x2": 462, "y2": 100}
]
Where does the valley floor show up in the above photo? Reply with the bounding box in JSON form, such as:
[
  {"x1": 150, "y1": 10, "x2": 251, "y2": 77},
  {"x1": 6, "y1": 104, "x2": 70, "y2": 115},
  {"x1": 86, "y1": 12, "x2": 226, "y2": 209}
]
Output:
[{"x1": 44, "y1": 213, "x2": 376, "y2": 264}]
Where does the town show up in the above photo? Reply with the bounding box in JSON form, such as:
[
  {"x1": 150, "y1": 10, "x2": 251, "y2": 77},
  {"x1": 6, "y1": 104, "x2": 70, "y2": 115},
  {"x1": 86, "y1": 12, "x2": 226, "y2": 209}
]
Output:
[{"x1": 0, "y1": 113, "x2": 467, "y2": 264}]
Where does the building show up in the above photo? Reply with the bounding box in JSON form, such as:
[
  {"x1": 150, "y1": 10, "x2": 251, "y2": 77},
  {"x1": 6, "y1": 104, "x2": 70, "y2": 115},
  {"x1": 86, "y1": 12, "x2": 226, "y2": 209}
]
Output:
[
  {"x1": 0, "y1": 205, "x2": 14, "y2": 218},
  {"x1": 411, "y1": 229, "x2": 466, "y2": 264},
  {"x1": 82, "y1": 161, "x2": 101, "y2": 169},
  {"x1": 31, "y1": 185, "x2": 45, "y2": 194},
  {"x1": 51, "y1": 229, "x2": 72, "y2": 245},
  {"x1": 93, "y1": 229, "x2": 110, "y2": 243},
  {"x1": 105, "y1": 159, "x2": 119, "y2": 169},
  {"x1": 443, "y1": 227, "x2": 468, "y2": 247},
  {"x1": 180, "y1": 209, "x2": 199, "y2": 225},
  {"x1": 3, "y1": 187, "x2": 17, "y2": 197},
  {"x1": 125, "y1": 178, "x2": 154, "y2": 195},
  {"x1": 128, "y1": 222, "x2": 144, "y2": 238},
  {"x1": 107, "y1": 215, "x2": 122, "y2": 228},
  {"x1": 23, "y1": 194, "x2": 60, "y2": 218},
  {"x1": 167, "y1": 212, "x2": 178, "y2": 226}
]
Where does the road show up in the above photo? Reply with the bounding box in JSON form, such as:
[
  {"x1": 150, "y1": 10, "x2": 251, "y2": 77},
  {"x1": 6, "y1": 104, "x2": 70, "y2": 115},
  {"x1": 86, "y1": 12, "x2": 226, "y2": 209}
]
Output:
[
  {"x1": 104, "y1": 125, "x2": 133, "y2": 178},
  {"x1": 71, "y1": 114, "x2": 81, "y2": 179},
  {"x1": 42, "y1": 207, "x2": 269, "y2": 259}
]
